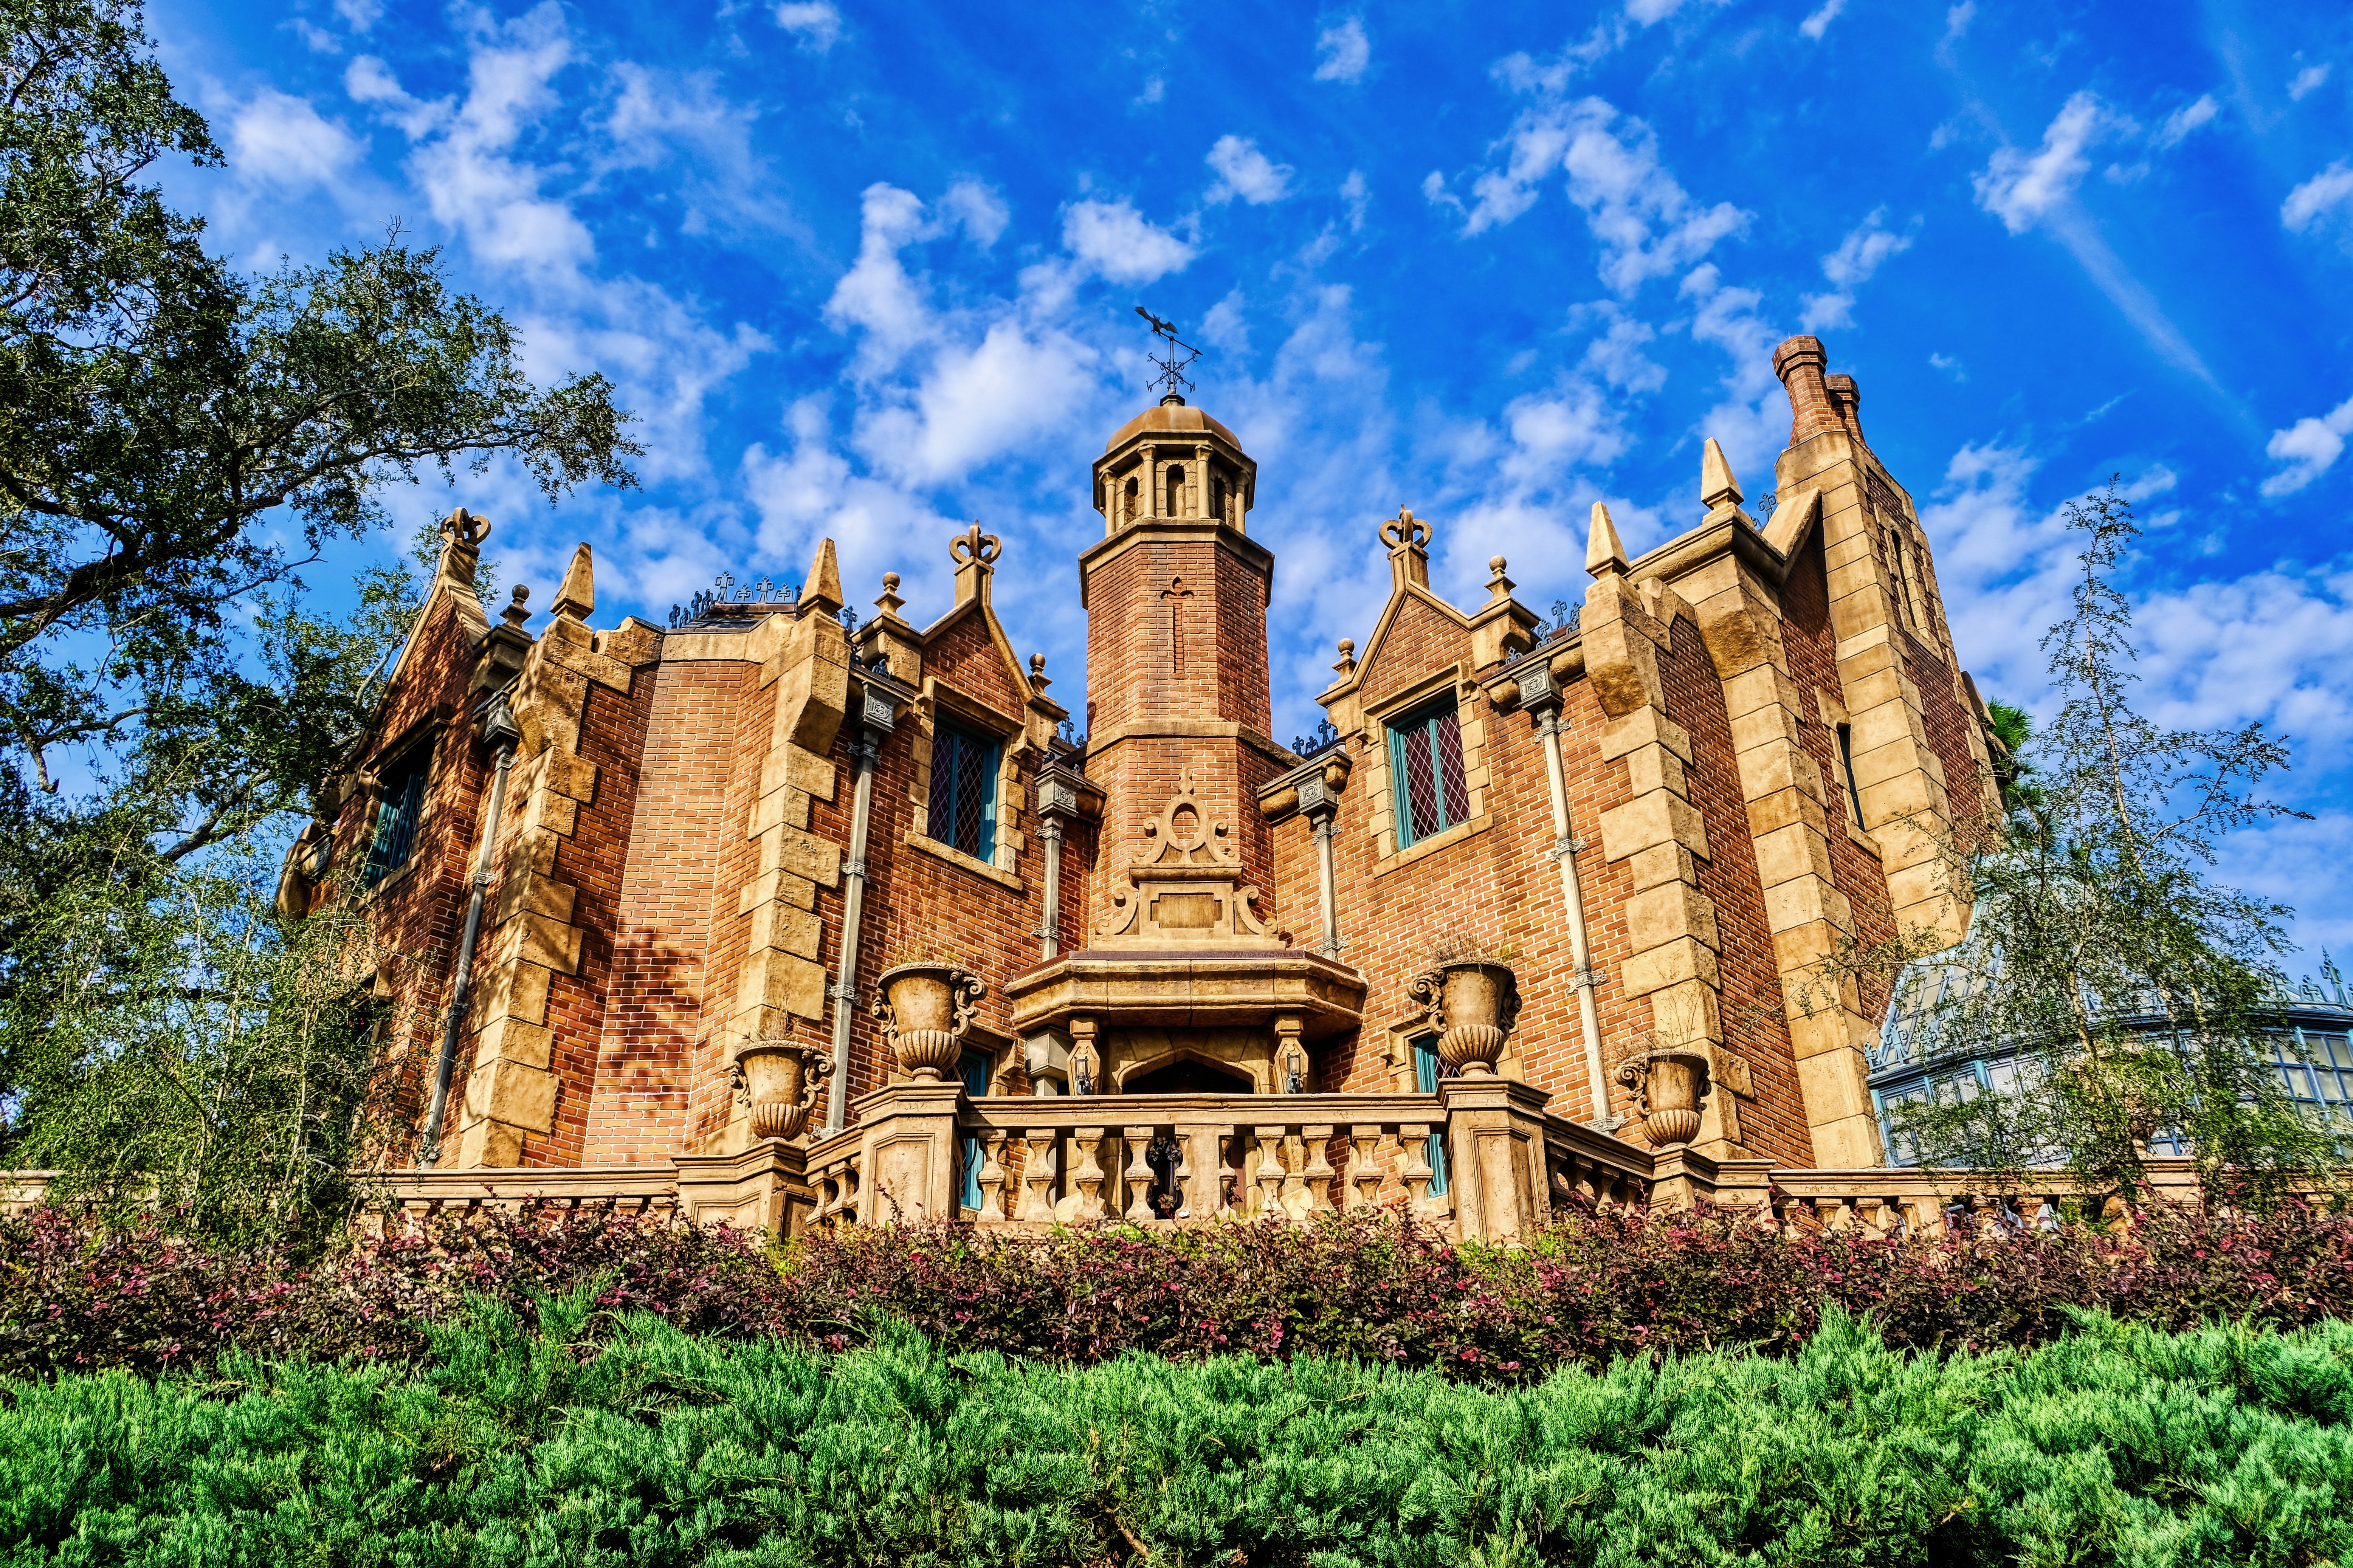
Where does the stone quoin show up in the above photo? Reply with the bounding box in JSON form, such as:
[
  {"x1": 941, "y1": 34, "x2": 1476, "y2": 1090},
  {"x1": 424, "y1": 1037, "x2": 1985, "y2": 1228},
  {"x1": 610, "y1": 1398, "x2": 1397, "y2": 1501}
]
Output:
[{"x1": 287, "y1": 335, "x2": 2002, "y2": 1232}]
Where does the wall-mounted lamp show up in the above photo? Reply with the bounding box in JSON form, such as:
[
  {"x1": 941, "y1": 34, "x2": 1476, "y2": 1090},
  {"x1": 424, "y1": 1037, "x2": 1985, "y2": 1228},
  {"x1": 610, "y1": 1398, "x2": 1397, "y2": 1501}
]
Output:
[{"x1": 1284, "y1": 1038, "x2": 1304, "y2": 1095}]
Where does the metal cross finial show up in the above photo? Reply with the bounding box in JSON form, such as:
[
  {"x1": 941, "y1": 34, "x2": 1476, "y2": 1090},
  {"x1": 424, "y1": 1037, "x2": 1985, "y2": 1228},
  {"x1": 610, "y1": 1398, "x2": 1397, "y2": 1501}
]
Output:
[{"x1": 1134, "y1": 305, "x2": 1200, "y2": 401}]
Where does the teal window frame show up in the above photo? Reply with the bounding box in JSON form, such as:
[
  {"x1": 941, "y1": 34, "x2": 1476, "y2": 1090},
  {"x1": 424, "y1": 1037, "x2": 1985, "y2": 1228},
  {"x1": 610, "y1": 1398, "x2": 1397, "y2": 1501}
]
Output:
[
  {"x1": 363, "y1": 744, "x2": 433, "y2": 889},
  {"x1": 957, "y1": 1049, "x2": 992, "y2": 1214},
  {"x1": 927, "y1": 720, "x2": 1001, "y2": 864},
  {"x1": 1386, "y1": 697, "x2": 1470, "y2": 850},
  {"x1": 1411, "y1": 1038, "x2": 1451, "y2": 1196}
]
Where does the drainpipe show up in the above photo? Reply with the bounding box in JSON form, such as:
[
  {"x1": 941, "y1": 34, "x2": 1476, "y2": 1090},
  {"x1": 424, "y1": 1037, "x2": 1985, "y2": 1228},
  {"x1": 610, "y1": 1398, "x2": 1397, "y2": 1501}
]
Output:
[
  {"x1": 419, "y1": 693, "x2": 521, "y2": 1167},
  {"x1": 1035, "y1": 815, "x2": 1065, "y2": 959},
  {"x1": 824, "y1": 724, "x2": 883, "y2": 1136},
  {"x1": 1521, "y1": 667, "x2": 1614, "y2": 1129}
]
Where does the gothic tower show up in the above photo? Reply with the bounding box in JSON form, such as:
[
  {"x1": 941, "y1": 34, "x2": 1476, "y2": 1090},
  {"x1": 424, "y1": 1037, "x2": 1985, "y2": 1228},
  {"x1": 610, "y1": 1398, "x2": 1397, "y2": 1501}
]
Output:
[{"x1": 1077, "y1": 395, "x2": 1279, "y2": 934}]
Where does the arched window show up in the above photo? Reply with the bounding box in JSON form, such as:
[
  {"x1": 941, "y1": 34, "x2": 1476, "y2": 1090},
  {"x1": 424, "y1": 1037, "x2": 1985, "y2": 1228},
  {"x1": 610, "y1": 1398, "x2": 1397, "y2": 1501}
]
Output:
[
  {"x1": 1122, "y1": 475, "x2": 1138, "y2": 524},
  {"x1": 1166, "y1": 463, "x2": 1186, "y2": 517},
  {"x1": 1211, "y1": 474, "x2": 1227, "y2": 524}
]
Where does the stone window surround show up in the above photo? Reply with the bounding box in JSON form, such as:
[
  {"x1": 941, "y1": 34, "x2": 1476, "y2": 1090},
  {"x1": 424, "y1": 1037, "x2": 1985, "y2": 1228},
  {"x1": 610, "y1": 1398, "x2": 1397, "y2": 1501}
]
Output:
[
  {"x1": 1812, "y1": 685, "x2": 1882, "y2": 854},
  {"x1": 1362, "y1": 661, "x2": 1493, "y2": 873},
  {"x1": 1376, "y1": 1008, "x2": 1526, "y2": 1092},
  {"x1": 904, "y1": 676, "x2": 1028, "y2": 893},
  {"x1": 351, "y1": 711, "x2": 452, "y2": 906}
]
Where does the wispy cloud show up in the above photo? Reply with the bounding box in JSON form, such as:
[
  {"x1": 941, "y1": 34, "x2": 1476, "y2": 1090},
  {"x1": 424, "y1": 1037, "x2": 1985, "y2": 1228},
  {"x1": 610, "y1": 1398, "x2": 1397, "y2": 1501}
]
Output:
[
  {"x1": 773, "y1": 2, "x2": 841, "y2": 53},
  {"x1": 1205, "y1": 135, "x2": 1294, "y2": 205},
  {"x1": 2285, "y1": 161, "x2": 2353, "y2": 236},
  {"x1": 1800, "y1": 207, "x2": 1915, "y2": 330},
  {"x1": 2289, "y1": 62, "x2": 2331, "y2": 102},
  {"x1": 2262, "y1": 395, "x2": 2353, "y2": 497},
  {"x1": 1312, "y1": 17, "x2": 1369, "y2": 84},
  {"x1": 1799, "y1": 0, "x2": 1847, "y2": 41}
]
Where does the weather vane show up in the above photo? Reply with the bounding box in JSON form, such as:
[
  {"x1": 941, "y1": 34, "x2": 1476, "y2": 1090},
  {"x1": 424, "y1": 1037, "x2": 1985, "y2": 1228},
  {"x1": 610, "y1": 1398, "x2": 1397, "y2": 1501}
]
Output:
[{"x1": 1134, "y1": 305, "x2": 1200, "y2": 401}]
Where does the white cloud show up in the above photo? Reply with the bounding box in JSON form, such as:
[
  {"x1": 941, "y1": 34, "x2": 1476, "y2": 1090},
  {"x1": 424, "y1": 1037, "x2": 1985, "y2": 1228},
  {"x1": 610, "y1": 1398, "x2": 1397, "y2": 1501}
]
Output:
[
  {"x1": 2284, "y1": 161, "x2": 2353, "y2": 234},
  {"x1": 227, "y1": 89, "x2": 363, "y2": 189},
  {"x1": 1930, "y1": 351, "x2": 1965, "y2": 380},
  {"x1": 854, "y1": 321, "x2": 1098, "y2": 485},
  {"x1": 825, "y1": 183, "x2": 932, "y2": 369},
  {"x1": 1570, "y1": 301, "x2": 1665, "y2": 392},
  {"x1": 1440, "y1": 95, "x2": 1746, "y2": 294},
  {"x1": 334, "y1": 0, "x2": 382, "y2": 32},
  {"x1": 1626, "y1": 0, "x2": 1726, "y2": 24},
  {"x1": 774, "y1": 2, "x2": 842, "y2": 52},
  {"x1": 1974, "y1": 91, "x2": 2116, "y2": 234},
  {"x1": 2151, "y1": 93, "x2": 2218, "y2": 150},
  {"x1": 1060, "y1": 198, "x2": 1196, "y2": 284},
  {"x1": 1204, "y1": 135, "x2": 1294, "y2": 206},
  {"x1": 1800, "y1": 207, "x2": 1914, "y2": 331},
  {"x1": 2289, "y1": 63, "x2": 2331, "y2": 102},
  {"x1": 1313, "y1": 17, "x2": 1370, "y2": 83},
  {"x1": 1799, "y1": 0, "x2": 1847, "y2": 40},
  {"x1": 744, "y1": 400, "x2": 965, "y2": 613},
  {"x1": 2261, "y1": 395, "x2": 2353, "y2": 497},
  {"x1": 1679, "y1": 263, "x2": 1786, "y2": 480},
  {"x1": 938, "y1": 179, "x2": 1010, "y2": 248},
  {"x1": 1943, "y1": 2, "x2": 1974, "y2": 42},
  {"x1": 1339, "y1": 169, "x2": 1369, "y2": 232}
]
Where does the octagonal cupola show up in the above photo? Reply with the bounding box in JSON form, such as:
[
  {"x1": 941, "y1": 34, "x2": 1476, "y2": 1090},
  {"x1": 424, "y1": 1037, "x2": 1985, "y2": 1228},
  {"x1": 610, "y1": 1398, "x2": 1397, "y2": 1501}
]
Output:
[{"x1": 1091, "y1": 394, "x2": 1258, "y2": 537}]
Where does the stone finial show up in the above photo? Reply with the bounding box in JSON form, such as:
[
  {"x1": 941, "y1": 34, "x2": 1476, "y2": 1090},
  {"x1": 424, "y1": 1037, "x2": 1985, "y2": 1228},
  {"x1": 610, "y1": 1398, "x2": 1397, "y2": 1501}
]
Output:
[
  {"x1": 1585, "y1": 501, "x2": 1629, "y2": 579},
  {"x1": 1485, "y1": 555, "x2": 1515, "y2": 604},
  {"x1": 801, "y1": 537, "x2": 844, "y2": 617},
  {"x1": 550, "y1": 543, "x2": 595, "y2": 621},
  {"x1": 1701, "y1": 438, "x2": 1743, "y2": 512},
  {"x1": 500, "y1": 584, "x2": 532, "y2": 629},
  {"x1": 1381, "y1": 508, "x2": 1431, "y2": 590},
  {"x1": 875, "y1": 571, "x2": 905, "y2": 621},
  {"x1": 951, "y1": 521, "x2": 1002, "y2": 606},
  {"x1": 1028, "y1": 652, "x2": 1051, "y2": 696},
  {"x1": 1333, "y1": 637, "x2": 1358, "y2": 679},
  {"x1": 1771, "y1": 334, "x2": 1843, "y2": 446}
]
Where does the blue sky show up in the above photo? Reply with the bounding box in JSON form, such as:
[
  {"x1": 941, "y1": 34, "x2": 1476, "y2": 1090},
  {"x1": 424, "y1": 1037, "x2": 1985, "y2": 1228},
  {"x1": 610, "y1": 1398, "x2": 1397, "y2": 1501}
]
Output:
[{"x1": 158, "y1": 0, "x2": 2353, "y2": 961}]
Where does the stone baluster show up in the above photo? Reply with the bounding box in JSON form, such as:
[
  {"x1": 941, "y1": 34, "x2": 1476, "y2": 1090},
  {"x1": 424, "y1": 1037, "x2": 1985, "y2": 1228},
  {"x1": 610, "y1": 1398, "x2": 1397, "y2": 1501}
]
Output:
[
  {"x1": 974, "y1": 1133, "x2": 1008, "y2": 1223},
  {"x1": 1171, "y1": 1127, "x2": 1195, "y2": 1219},
  {"x1": 1122, "y1": 1125, "x2": 1156, "y2": 1222},
  {"x1": 1186, "y1": 1125, "x2": 1224, "y2": 1218},
  {"x1": 1398, "y1": 1123, "x2": 1434, "y2": 1207},
  {"x1": 1252, "y1": 1126, "x2": 1288, "y2": 1216},
  {"x1": 1063, "y1": 1127, "x2": 1108, "y2": 1222},
  {"x1": 1301, "y1": 1125, "x2": 1337, "y2": 1212},
  {"x1": 1018, "y1": 1130, "x2": 1059, "y2": 1222},
  {"x1": 1347, "y1": 1125, "x2": 1383, "y2": 1210},
  {"x1": 1851, "y1": 1196, "x2": 1886, "y2": 1237}
]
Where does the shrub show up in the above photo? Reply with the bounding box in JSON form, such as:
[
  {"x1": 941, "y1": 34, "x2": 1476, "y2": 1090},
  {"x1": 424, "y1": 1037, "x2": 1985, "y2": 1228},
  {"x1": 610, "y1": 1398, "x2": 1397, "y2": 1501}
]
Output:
[
  {"x1": 5, "y1": 1296, "x2": 2353, "y2": 1566},
  {"x1": 4, "y1": 1196, "x2": 2351, "y2": 1384}
]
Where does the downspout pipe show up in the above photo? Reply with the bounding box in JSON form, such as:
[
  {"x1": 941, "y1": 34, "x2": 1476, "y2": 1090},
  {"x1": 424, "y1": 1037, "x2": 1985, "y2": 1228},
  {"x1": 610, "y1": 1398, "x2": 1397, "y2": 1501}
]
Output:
[
  {"x1": 824, "y1": 724, "x2": 882, "y2": 1136},
  {"x1": 1524, "y1": 674, "x2": 1615, "y2": 1129},
  {"x1": 419, "y1": 693, "x2": 521, "y2": 1167}
]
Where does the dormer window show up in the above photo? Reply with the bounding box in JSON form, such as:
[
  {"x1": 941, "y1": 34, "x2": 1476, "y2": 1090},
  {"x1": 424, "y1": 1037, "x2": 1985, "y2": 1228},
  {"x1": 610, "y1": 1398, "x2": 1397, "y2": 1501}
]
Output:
[
  {"x1": 1387, "y1": 698, "x2": 1469, "y2": 849},
  {"x1": 363, "y1": 742, "x2": 433, "y2": 888},
  {"x1": 927, "y1": 720, "x2": 1000, "y2": 862}
]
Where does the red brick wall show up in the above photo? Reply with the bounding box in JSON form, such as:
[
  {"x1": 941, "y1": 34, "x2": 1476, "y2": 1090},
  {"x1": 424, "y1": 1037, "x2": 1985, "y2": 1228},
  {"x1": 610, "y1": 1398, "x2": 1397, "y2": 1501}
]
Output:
[
  {"x1": 582, "y1": 660, "x2": 756, "y2": 1163},
  {"x1": 515, "y1": 667, "x2": 656, "y2": 1167},
  {"x1": 323, "y1": 592, "x2": 491, "y2": 1143},
  {"x1": 1657, "y1": 611, "x2": 1812, "y2": 1165},
  {"x1": 685, "y1": 661, "x2": 777, "y2": 1150}
]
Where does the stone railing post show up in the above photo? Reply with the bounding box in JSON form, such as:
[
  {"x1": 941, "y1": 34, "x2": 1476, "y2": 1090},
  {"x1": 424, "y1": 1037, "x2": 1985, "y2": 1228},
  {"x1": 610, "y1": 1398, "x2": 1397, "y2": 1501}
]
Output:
[
  {"x1": 851, "y1": 1080, "x2": 964, "y2": 1223},
  {"x1": 1438, "y1": 1076, "x2": 1552, "y2": 1242}
]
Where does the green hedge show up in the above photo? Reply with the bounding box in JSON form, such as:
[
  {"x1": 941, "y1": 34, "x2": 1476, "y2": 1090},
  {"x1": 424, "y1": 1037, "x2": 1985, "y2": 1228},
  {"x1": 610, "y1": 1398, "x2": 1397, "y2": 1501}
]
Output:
[{"x1": 6, "y1": 1291, "x2": 2352, "y2": 1566}]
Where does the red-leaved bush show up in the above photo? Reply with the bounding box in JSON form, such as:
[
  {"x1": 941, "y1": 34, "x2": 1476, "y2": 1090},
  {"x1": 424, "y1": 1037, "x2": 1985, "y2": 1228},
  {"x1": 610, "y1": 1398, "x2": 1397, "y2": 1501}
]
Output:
[{"x1": 4, "y1": 1195, "x2": 2350, "y2": 1382}]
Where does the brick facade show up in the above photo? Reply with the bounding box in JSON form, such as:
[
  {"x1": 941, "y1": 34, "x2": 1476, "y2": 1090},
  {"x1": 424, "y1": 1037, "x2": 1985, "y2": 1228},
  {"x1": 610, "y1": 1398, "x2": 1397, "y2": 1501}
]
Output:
[{"x1": 298, "y1": 339, "x2": 2001, "y2": 1175}]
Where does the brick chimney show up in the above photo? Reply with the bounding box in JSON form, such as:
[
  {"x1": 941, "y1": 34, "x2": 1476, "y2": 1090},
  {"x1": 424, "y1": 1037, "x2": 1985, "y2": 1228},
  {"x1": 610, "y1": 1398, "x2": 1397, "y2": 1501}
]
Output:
[
  {"x1": 1771, "y1": 335, "x2": 1844, "y2": 446},
  {"x1": 1824, "y1": 373, "x2": 1866, "y2": 448}
]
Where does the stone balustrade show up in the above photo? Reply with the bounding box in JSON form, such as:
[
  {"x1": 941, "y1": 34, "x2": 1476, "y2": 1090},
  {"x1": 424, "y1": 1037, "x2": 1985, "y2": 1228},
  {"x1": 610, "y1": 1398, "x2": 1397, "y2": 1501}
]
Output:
[{"x1": 0, "y1": 1094, "x2": 2296, "y2": 1246}]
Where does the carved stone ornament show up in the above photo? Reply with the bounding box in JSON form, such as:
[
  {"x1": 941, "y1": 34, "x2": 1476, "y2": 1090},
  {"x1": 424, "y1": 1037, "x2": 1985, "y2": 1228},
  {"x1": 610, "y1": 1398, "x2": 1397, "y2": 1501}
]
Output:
[
  {"x1": 733, "y1": 1036, "x2": 833, "y2": 1142},
  {"x1": 873, "y1": 962, "x2": 986, "y2": 1080},
  {"x1": 1098, "y1": 769, "x2": 1274, "y2": 945},
  {"x1": 1407, "y1": 959, "x2": 1523, "y2": 1078},
  {"x1": 1616, "y1": 1047, "x2": 1712, "y2": 1147}
]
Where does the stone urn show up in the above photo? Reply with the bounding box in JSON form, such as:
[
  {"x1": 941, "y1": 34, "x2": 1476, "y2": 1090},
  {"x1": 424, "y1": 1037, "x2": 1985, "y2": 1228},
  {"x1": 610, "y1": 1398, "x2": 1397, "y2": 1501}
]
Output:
[
  {"x1": 1618, "y1": 1049, "x2": 1710, "y2": 1147},
  {"x1": 1408, "y1": 959, "x2": 1522, "y2": 1078},
  {"x1": 873, "y1": 962, "x2": 985, "y2": 1080},
  {"x1": 736, "y1": 1038, "x2": 831, "y2": 1141}
]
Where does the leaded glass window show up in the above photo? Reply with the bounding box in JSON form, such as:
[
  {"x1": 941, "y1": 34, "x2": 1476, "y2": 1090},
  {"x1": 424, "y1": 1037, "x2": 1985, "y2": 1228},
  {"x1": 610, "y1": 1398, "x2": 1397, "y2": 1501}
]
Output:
[
  {"x1": 1387, "y1": 698, "x2": 1469, "y2": 849},
  {"x1": 927, "y1": 722, "x2": 1000, "y2": 862},
  {"x1": 363, "y1": 744, "x2": 432, "y2": 888}
]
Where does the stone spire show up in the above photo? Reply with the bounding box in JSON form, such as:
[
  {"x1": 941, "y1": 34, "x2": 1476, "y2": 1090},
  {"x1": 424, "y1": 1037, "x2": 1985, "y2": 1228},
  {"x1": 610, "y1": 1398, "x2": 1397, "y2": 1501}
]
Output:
[
  {"x1": 1700, "y1": 438, "x2": 1743, "y2": 512},
  {"x1": 551, "y1": 543, "x2": 595, "y2": 622},
  {"x1": 801, "y1": 537, "x2": 843, "y2": 618},
  {"x1": 1586, "y1": 500, "x2": 1629, "y2": 578}
]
